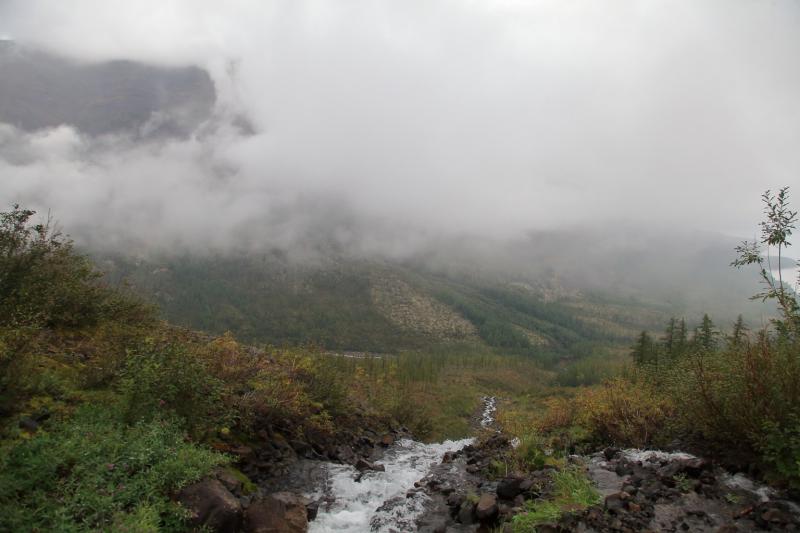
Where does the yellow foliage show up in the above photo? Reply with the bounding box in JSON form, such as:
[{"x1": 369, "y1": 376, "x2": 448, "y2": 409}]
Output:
[{"x1": 537, "y1": 378, "x2": 674, "y2": 448}]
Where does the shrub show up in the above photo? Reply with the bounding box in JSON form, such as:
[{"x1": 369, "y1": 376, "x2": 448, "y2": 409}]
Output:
[
  {"x1": 119, "y1": 340, "x2": 228, "y2": 438},
  {"x1": 661, "y1": 335, "x2": 800, "y2": 468},
  {"x1": 549, "y1": 377, "x2": 673, "y2": 448},
  {"x1": 0, "y1": 404, "x2": 227, "y2": 532},
  {"x1": 760, "y1": 415, "x2": 800, "y2": 489},
  {"x1": 0, "y1": 205, "x2": 151, "y2": 331},
  {"x1": 555, "y1": 354, "x2": 627, "y2": 387},
  {"x1": 0, "y1": 205, "x2": 155, "y2": 407}
]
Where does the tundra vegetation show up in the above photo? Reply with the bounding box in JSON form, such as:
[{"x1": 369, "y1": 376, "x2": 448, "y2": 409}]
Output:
[
  {"x1": 0, "y1": 204, "x2": 547, "y2": 530},
  {"x1": 500, "y1": 188, "x2": 800, "y2": 530},
  {"x1": 0, "y1": 187, "x2": 797, "y2": 531}
]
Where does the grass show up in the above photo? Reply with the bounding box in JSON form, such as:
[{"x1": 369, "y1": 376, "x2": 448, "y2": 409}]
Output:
[
  {"x1": 511, "y1": 466, "x2": 600, "y2": 532},
  {"x1": 316, "y1": 344, "x2": 549, "y2": 441}
]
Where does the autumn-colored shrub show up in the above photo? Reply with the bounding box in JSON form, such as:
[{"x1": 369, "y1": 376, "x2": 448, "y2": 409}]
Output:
[
  {"x1": 538, "y1": 377, "x2": 674, "y2": 449},
  {"x1": 576, "y1": 377, "x2": 674, "y2": 447}
]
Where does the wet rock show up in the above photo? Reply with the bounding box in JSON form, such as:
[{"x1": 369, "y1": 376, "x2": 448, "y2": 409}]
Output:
[
  {"x1": 289, "y1": 440, "x2": 313, "y2": 457},
  {"x1": 446, "y1": 492, "x2": 464, "y2": 509},
  {"x1": 380, "y1": 434, "x2": 395, "y2": 447},
  {"x1": 417, "y1": 517, "x2": 448, "y2": 533},
  {"x1": 244, "y1": 492, "x2": 309, "y2": 533},
  {"x1": 439, "y1": 484, "x2": 455, "y2": 495},
  {"x1": 756, "y1": 504, "x2": 793, "y2": 527},
  {"x1": 215, "y1": 468, "x2": 244, "y2": 495},
  {"x1": 458, "y1": 501, "x2": 476, "y2": 524},
  {"x1": 306, "y1": 499, "x2": 319, "y2": 521},
  {"x1": 476, "y1": 493, "x2": 499, "y2": 522},
  {"x1": 615, "y1": 462, "x2": 634, "y2": 476},
  {"x1": 355, "y1": 458, "x2": 385, "y2": 472},
  {"x1": 496, "y1": 476, "x2": 524, "y2": 500},
  {"x1": 333, "y1": 444, "x2": 355, "y2": 463},
  {"x1": 605, "y1": 492, "x2": 628, "y2": 514},
  {"x1": 178, "y1": 478, "x2": 242, "y2": 533},
  {"x1": 519, "y1": 478, "x2": 536, "y2": 493},
  {"x1": 604, "y1": 447, "x2": 621, "y2": 461}
]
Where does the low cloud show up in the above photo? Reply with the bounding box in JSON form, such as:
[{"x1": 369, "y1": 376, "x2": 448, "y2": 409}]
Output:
[{"x1": 1, "y1": 0, "x2": 799, "y2": 257}]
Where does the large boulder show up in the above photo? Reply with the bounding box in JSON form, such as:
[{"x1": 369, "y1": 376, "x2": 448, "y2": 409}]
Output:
[
  {"x1": 457, "y1": 501, "x2": 476, "y2": 524},
  {"x1": 496, "y1": 476, "x2": 523, "y2": 500},
  {"x1": 355, "y1": 458, "x2": 386, "y2": 472},
  {"x1": 475, "y1": 493, "x2": 498, "y2": 523},
  {"x1": 244, "y1": 492, "x2": 310, "y2": 533},
  {"x1": 178, "y1": 479, "x2": 242, "y2": 533}
]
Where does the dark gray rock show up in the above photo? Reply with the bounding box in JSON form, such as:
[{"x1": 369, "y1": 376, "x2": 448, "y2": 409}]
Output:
[
  {"x1": 476, "y1": 493, "x2": 498, "y2": 522},
  {"x1": 355, "y1": 458, "x2": 385, "y2": 472},
  {"x1": 178, "y1": 479, "x2": 242, "y2": 533},
  {"x1": 496, "y1": 476, "x2": 523, "y2": 500},
  {"x1": 244, "y1": 492, "x2": 309, "y2": 533}
]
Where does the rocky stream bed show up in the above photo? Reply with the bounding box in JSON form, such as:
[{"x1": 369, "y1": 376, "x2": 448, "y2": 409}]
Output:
[{"x1": 178, "y1": 397, "x2": 800, "y2": 532}]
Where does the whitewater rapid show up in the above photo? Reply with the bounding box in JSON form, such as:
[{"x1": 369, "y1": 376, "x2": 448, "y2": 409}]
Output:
[{"x1": 306, "y1": 397, "x2": 496, "y2": 532}]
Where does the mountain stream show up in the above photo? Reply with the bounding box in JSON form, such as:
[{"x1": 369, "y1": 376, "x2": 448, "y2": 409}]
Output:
[{"x1": 299, "y1": 397, "x2": 497, "y2": 532}]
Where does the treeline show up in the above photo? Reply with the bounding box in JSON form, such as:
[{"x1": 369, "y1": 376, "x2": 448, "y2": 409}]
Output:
[
  {"x1": 102, "y1": 254, "x2": 431, "y2": 352},
  {"x1": 435, "y1": 284, "x2": 620, "y2": 363},
  {"x1": 631, "y1": 313, "x2": 748, "y2": 370}
]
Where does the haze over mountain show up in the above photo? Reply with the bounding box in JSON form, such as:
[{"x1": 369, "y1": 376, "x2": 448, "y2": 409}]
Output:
[
  {"x1": 0, "y1": 41, "x2": 215, "y2": 138},
  {"x1": 1, "y1": 0, "x2": 797, "y2": 332}
]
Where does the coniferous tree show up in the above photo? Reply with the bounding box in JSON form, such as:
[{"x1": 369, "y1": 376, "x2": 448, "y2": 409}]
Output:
[
  {"x1": 662, "y1": 317, "x2": 677, "y2": 357},
  {"x1": 675, "y1": 318, "x2": 688, "y2": 356},
  {"x1": 692, "y1": 314, "x2": 718, "y2": 352},
  {"x1": 632, "y1": 330, "x2": 656, "y2": 367},
  {"x1": 728, "y1": 314, "x2": 748, "y2": 349}
]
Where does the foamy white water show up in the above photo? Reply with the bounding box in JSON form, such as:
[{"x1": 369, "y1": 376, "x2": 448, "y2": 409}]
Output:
[
  {"x1": 307, "y1": 397, "x2": 497, "y2": 532},
  {"x1": 307, "y1": 437, "x2": 472, "y2": 532},
  {"x1": 480, "y1": 395, "x2": 497, "y2": 428}
]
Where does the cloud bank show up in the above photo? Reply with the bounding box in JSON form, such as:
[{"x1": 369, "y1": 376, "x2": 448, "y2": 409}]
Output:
[{"x1": 1, "y1": 0, "x2": 799, "y2": 255}]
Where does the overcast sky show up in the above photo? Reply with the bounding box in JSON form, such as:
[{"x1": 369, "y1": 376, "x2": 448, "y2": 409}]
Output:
[{"x1": 1, "y1": 0, "x2": 798, "y2": 254}]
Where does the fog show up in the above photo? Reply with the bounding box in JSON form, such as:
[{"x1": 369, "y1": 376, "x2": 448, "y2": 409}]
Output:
[{"x1": 1, "y1": 0, "x2": 799, "y2": 261}]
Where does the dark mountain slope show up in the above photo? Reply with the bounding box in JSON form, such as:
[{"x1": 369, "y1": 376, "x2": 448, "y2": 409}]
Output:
[{"x1": 0, "y1": 41, "x2": 215, "y2": 137}]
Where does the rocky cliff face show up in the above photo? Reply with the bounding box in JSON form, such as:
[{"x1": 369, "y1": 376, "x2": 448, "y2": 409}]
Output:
[{"x1": 0, "y1": 41, "x2": 215, "y2": 138}]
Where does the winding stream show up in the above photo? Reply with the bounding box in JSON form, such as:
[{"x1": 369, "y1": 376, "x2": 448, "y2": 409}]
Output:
[{"x1": 305, "y1": 397, "x2": 496, "y2": 532}]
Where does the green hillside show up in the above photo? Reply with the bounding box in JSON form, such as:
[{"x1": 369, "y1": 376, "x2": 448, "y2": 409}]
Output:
[{"x1": 97, "y1": 252, "x2": 668, "y2": 362}]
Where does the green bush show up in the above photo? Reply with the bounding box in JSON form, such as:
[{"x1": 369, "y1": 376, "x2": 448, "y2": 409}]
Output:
[
  {"x1": 0, "y1": 205, "x2": 155, "y2": 407},
  {"x1": 119, "y1": 340, "x2": 228, "y2": 438},
  {"x1": 760, "y1": 415, "x2": 800, "y2": 489},
  {"x1": 0, "y1": 405, "x2": 227, "y2": 532},
  {"x1": 0, "y1": 205, "x2": 151, "y2": 331}
]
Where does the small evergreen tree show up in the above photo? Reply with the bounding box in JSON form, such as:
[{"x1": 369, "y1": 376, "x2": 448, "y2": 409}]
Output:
[
  {"x1": 632, "y1": 330, "x2": 656, "y2": 367},
  {"x1": 675, "y1": 318, "x2": 688, "y2": 355},
  {"x1": 662, "y1": 317, "x2": 677, "y2": 357},
  {"x1": 728, "y1": 314, "x2": 749, "y2": 349},
  {"x1": 692, "y1": 314, "x2": 718, "y2": 352}
]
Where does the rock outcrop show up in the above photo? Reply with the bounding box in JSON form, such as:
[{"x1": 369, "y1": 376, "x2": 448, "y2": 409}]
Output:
[{"x1": 178, "y1": 479, "x2": 242, "y2": 533}]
